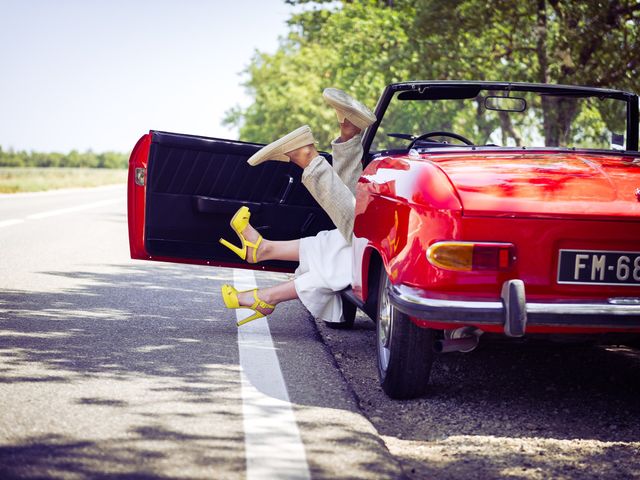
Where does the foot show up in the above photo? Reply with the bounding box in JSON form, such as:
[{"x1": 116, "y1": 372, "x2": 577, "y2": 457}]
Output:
[
  {"x1": 338, "y1": 118, "x2": 362, "y2": 143},
  {"x1": 247, "y1": 125, "x2": 315, "y2": 166},
  {"x1": 236, "y1": 290, "x2": 275, "y2": 316},
  {"x1": 286, "y1": 144, "x2": 319, "y2": 169},
  {"x1": 240, "y1": 222, "x2": 264, "y2": 263}
]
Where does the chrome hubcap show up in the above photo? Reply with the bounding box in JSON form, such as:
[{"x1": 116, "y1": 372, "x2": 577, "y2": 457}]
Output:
[{"x1": 377, "y1": 277, "x2": 392, "y2": 371}]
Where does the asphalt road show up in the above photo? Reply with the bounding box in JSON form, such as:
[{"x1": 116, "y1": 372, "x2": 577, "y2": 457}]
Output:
[
  {"x1": 0, "y1": 185, "x2": 400, "y2": 479},
  {"x1": 2, "y1": 185, "x2": 640, "y2": 480}
]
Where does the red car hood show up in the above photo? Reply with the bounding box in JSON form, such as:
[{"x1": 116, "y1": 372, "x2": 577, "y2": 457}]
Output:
[{"x1": 430, "y1": 151, "x2": 640, "y2": 219}]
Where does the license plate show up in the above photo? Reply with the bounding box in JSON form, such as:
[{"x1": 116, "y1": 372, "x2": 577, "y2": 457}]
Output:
[{"x1": 558, "y1": 250, "x2": 640, "y2": 286}]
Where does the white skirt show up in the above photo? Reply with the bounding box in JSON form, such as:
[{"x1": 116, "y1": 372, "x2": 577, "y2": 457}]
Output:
[{"x1": 294, "y1": 229, "x2": 352, "y2": 323}]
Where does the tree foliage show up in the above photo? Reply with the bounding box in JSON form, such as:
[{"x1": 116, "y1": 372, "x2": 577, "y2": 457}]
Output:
[
  {"x1": 225, "y1": 0, "x2": 640, "y2": 147},
  {"x1": 0, "y1": 147, "x2": 128, "y2": 169},
  {"x1": 225, "y1": 0, "x2": 416, "y2": 147}
]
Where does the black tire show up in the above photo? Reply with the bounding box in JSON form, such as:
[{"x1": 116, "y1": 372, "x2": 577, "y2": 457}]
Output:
[
  {"x1": 324, "y1": 298, "x2": 356, "y2": 329},
  {"x1": 376, "y1": 268, "x2": 435, "y2": 399}
]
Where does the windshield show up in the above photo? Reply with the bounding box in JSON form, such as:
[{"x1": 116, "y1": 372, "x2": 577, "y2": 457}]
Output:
[{"x1": 372, "y1": 87, "x2": 629, "y2": 152}]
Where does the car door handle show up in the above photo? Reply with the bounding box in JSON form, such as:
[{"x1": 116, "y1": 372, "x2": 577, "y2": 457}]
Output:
[{"x1": 278, "y1": 175, "x2": 295, "y2": 204}]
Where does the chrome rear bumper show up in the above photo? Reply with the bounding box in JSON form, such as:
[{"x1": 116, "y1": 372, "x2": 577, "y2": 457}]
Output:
[{"x1": 389, "y1": 280, "x2": 640, "y2": 337}]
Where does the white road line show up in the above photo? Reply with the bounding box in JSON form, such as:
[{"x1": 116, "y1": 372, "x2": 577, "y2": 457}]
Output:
[
  {"x1": 0, "y1": 219, "x2": 25, "y2": 228},
  {"x1": 26, "y1": 198, "x2": 120, "y2": 220},
  {"x1": 234, "y1": 268, "x2": 311, "y2": 480}
]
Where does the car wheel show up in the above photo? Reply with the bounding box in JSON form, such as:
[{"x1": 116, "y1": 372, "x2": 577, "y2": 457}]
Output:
[
  {"x1": 376, "y1": 268, "x2": 435, "y2": 399},
  {"x1": 324, "y1": 299, "x2": 356, "y2": 329}
]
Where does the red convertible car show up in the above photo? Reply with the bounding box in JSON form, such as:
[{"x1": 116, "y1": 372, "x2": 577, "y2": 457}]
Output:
[{"x1": 128, "y1": 81, "x2": 640, "y2": 399}]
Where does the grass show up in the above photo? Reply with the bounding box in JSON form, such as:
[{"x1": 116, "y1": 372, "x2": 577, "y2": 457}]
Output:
[{"x1": 0, "y1": 167, "x2": 127, "y2": 193}]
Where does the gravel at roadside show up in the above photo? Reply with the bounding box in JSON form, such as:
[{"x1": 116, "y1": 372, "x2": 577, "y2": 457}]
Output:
[{"x1": 316, "y1": 314, "x2": 640, "y2": 479}]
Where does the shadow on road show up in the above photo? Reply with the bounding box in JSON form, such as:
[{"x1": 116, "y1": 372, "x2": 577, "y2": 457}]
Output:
[
  {"x1": 1, "y1": 264, "x2": 233, "y2": 381},
  {"x1": 0, "y1": 263, "x2": 245, "y2": 478},
  {"x1": 0, "y1": 263, "x2": 397, "y2": 479}
]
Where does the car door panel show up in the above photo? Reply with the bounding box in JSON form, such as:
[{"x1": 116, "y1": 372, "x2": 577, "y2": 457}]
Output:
[{"x1": 129, "y1": 130, "x2": 335, "y2": 272}]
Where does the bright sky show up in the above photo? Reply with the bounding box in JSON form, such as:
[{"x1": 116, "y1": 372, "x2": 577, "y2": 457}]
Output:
[{"x1": 0, "y1": 0, "x2": 295, "y2": 153}]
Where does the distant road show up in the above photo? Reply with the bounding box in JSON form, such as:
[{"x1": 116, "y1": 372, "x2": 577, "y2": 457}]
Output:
[
  {"x1": 0, "y1": 185, "x2": 400, "y2": 479},
  {"x1": 0, "y1": 185, "x2": 122, "y2": 227}
]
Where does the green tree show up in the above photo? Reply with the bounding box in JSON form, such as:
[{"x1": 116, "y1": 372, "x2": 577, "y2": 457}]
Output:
[
  {"x1": 98, "y1": 151, "x2": 128, "y2": 169},
  {"x1": 225, "y1": 0, "x2": 416, "y2": 147},
  {"x1": 411, "y1": 0, "x2": 640, "y2": 144},
  {"x1": 226, "y1": 0, "x2": 639, "y2": 147}
]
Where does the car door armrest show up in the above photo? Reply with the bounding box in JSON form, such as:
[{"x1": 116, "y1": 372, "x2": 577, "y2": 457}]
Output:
[{"x1": 193, "y1": 196, "x2": 263, "y2": 214}]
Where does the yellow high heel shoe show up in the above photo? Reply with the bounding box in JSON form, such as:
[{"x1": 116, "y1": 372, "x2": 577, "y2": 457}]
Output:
[
  {"x1": 221, "y1": 284, "x2": 275, "y2": 326},
  {"x1": 219, "y1": 206, "x2": 263, "y2": 263}
]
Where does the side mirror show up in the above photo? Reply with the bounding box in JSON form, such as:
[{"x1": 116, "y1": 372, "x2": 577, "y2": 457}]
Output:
[{"x1": 484, "y1": 95, "x2": 527, "y2": 112}]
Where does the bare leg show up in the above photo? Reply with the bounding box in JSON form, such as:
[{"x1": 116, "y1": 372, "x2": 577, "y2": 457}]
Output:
[
  {"x1": 338, "y1": 118, "x2": 361, "y2": 143},
  {"x1": 260, "y1": 239, "x2": 299, "y2": 262},
  {"x1": 287, "y1": 144, "x2": 319, "y2": 170},
  {"x1": 238, "y1": 221, "x2": 300, "y2": 263},
  {"x1": 236, "y1": 280, "x2": 298, "y2": 314},
  {"x1": 284, "y1": 119, "x2": 360, "y2": 169}
]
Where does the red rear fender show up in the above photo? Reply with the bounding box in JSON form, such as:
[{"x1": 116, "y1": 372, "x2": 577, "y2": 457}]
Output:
[{"x1": 127, "y1": 133, "x2": 152, "y2": 259}]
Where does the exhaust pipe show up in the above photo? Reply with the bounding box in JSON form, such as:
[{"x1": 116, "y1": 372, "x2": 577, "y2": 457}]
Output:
[
  {"x1": 434, "y1": 336, "x2": 479, "y2": 353},
  {"x1": 434, "y1": 327, "x2": 482, "y2": 353}
]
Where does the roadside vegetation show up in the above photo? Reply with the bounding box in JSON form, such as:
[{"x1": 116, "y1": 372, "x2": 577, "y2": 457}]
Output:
[
  {"x1": 0, "y1": 147, "x2": 128, "y2": 193},
  {"x1": 0, "y1": 168, "x2": 127, "y2": 193},
  {"x1": 0, "y1": 147, "x2": 128, "y2": 169}
]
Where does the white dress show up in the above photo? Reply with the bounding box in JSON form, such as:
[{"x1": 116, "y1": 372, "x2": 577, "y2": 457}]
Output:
[{"x1": 294, "y1": 229, "x2": 352, "y2": 323}]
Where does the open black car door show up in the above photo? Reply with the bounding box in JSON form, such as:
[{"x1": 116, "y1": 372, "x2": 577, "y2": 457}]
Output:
[{"x1": 128, "y1": 130, "x2": 335, "y2": 272}]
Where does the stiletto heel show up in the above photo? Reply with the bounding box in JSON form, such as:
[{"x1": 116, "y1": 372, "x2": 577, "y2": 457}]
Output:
[
  {"x1": 219, "y1": 206, "x2": 263, "y2": 263},
  {"x1": 221, "y1": 284, "x2": 275, "y2": 326},
  {"x1": 219, "y1": 238, "x2": 245, "y2": 258}
]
